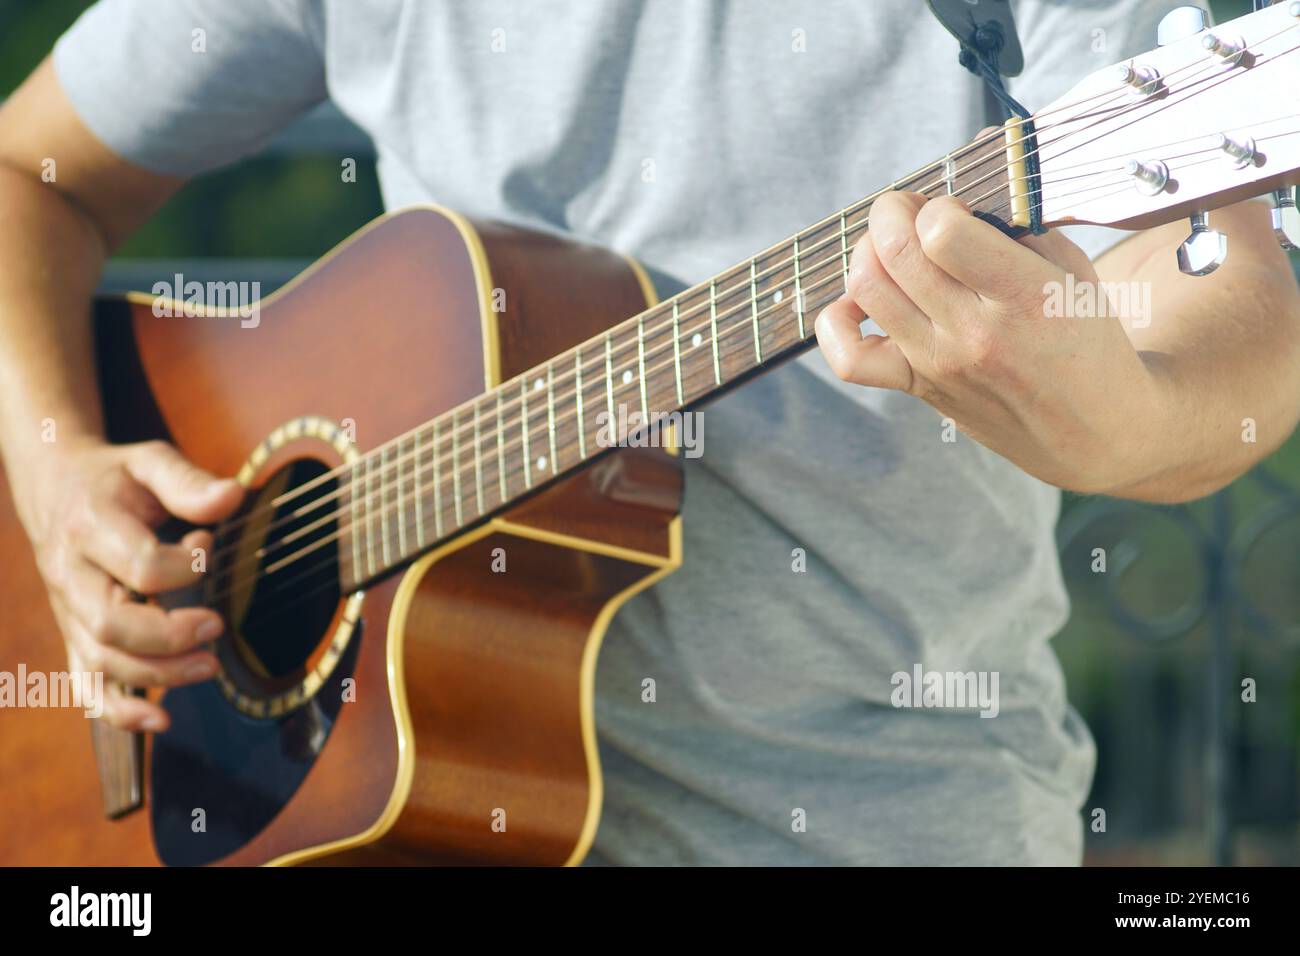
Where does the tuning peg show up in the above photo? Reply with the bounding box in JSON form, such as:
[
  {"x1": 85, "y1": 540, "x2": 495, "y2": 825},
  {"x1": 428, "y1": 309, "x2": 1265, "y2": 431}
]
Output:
[
  {"x1": 1177, "y1": 211, "x2": 1227, "y2": 276},
  {"x1": 1271, "y1": 188, "x2": 1300, "y2": 251},
  {"x1": 1157, "y1": 6, "x2": 1208, "y2": 46}
]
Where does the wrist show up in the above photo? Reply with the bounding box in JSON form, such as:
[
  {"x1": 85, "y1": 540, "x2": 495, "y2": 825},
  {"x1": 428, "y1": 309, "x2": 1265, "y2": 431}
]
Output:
[{"x1": 4, "y1": 429, "x2": 106, "y2": 540}]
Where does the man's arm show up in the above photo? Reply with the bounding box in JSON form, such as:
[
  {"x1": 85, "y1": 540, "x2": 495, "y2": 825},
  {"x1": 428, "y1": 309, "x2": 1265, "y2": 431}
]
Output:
[
  {"x1": 1093, "y1": 202, "x2": 1300, "y2": 502},
  {"x1": 814, "y1": 190, "x2": 1300, "y2": 504},
  {"x1": 0, "y1": 57, "x2": 243, "y2": 731}
]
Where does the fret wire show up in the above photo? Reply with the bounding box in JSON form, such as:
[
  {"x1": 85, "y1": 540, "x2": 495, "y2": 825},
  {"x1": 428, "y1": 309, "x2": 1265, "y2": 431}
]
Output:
[
  {"x1": 414, "y1": 429, "x2": 425, "y2": 548},
  {"x1": 495, "y1": 391, "x2": 507, "y2": 503},
  {"x1": 546, "y1": 362, "x2": 558, "y2": 478},
  {"x1": 381, "y1": 447, "x2": 392, "y2": 567},
  {"x1": 416, "y1": 429, "x2": 426, "y2": 548},
  {"x1": 792, "y1": 235, "x2": 805, "y2": 340},
  {"x1": 451, "y1": 410, "x2": 463, "y2": 527},
  {"x1": 839, "y1": 211, "x2": 850, "y2": 293},
  {"x1": 395, "y1": 441, "x2": 407, "y2": 558},
  {"x1": 671, "y1": 299, "x2": 684, "y2": 405},
  {"x1": 432, "y1": 419, "x2": 444, "y2": 539},
  {"x1": 604, "y1": 333, "x2": 615, "y2": 439},
  {"x1": 708, "y1": 280, "x2": 721, "y2": 385},
  {"x1": 574, "y1": 346, "x2": 587, "y2": 459},
  {"x1": 637, "y1": 316, "x2": 649, "y2": 424},
  {"x1": 350, "y1": 466, "x2": 363, "y2": 586},
  {"x1": 748, "y1": 259, "x2": 763, "y2": 364},
  {"x1": 473, "y1": 401, "x2": 485, "y2": 515},
  {"x1": 365, "y1": 454, "x2": 377, "y2": 578},
  {"x1": 520, "y1": 380, "x2": 532, "y2": 489}
]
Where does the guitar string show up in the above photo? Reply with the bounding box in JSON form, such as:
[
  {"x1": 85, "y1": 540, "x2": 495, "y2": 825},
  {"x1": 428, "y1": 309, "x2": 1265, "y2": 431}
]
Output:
[
  {"x1": 199, "y1": 89, "x2": 1181, "y2": 566},
  {"x1": 201, "y1": 110, "x2": 1300, "y2": 612},
  {"x1": 201, "y1": 54, "x2": 1214, "y2": 552},
  {"x1": 201, "y1": 131, "x2": 1029, "y2": 550},
  {"x1": 204, "y1": 96, "x2": 1300, "y2": 608},
  {"x1": 205, "y1": 95, "x2": 1300, "y2": 604},
  {"x1": 198, "y1": 17, "x2": 1300, "y2": 561},
  {"x1": 198, "y1": 35, "x2": 1300, "y2": 600}
]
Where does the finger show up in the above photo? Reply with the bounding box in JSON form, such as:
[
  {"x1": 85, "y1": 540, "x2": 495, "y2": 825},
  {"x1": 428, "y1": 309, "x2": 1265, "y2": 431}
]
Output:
[
  {"x1": 123, "y1": 441, "x2": 243, "y2": 525},
  {"x1": 69, "y1": 618, "x2": 218, "y2": 689},
  {"x1": 915, "y1": 195, "x2": 1061, "y2": 302},
  {"x1": 98, "y1": 684, "x2": 171, "y2": 733},
  {"x1": 814, "y1": 294, "x2": 914, "y2": 391},
  {"x1": 1017, "y1": 227, "x2": 1095, "y2": 278},
  {"x1": 867, "y1": 191, "x2": 977, "y2": 323},
  {"x1": 61, "y1": 557, "x2": 223, "y2": 655},
  {"x1": 66, "y1": 643, "x2": 171, "y2": 731},
  {"x1": 845, "y1": 222, "x2": 932, "y2": 348},
  {"x1": 75, "y1": 499, "x2": 205, "y2": 595}
]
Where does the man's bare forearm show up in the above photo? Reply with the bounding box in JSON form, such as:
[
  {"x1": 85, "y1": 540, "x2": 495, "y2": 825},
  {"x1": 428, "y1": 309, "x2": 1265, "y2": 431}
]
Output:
[
  {"x1": 1097, "y1": 205, "x2": 1300, "y2": 504},
  {"x1": 0, "y1": 162, "x2": 107, "y2": 526}
]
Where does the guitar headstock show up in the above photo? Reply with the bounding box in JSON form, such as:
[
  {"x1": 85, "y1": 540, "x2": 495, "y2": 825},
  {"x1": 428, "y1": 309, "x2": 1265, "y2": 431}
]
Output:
[{"x1": 1025, "y1": 1, "x2": 1300, "y2": 261}]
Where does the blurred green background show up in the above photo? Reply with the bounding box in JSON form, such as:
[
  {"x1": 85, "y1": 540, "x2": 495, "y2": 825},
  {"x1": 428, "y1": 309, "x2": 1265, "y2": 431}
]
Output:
[{"x1": 1, "y1": 0, "x2": 1296, "y2": 865}]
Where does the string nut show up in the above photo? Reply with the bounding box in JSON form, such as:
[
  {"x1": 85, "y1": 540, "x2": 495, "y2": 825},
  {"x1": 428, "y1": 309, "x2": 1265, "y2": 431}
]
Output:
[
  {"x1": 1201, "y1": 33, "x2": 1246, "y2": 67},
  {"x1": 1216, "y1": 133, "x2": 1258, "y2": 169},
  {"x1": 1124, "y1": 159, "x2": 1170, "y2": 196}
]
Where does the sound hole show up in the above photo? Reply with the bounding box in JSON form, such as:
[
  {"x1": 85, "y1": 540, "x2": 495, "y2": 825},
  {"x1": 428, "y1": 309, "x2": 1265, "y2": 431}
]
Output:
[{"x1": 215, "y1": 457, "x2": 341, "y2": 688}]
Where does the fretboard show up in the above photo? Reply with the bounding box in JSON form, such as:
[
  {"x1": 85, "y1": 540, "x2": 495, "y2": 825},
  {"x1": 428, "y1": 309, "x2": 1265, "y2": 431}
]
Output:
[{"x1": 327, "y1": 130, "x2": 1020, "y2": 591}]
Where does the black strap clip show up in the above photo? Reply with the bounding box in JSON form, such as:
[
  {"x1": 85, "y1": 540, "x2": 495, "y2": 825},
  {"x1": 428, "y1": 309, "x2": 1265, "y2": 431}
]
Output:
[{"x1": 926, "y1": 0, "x2": 1045, "y2": 234}]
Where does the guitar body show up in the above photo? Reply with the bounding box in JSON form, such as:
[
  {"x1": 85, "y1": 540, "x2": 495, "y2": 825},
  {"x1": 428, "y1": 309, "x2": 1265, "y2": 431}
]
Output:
[{"x1": 0, "y1": 206, "x2": 682, "y2": 866}]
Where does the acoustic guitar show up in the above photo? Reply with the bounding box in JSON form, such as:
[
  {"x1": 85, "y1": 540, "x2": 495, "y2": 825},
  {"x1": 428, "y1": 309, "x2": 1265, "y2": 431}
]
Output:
[{"x1": 1, "y1": 2, "x2": 1298, "y2": 865}]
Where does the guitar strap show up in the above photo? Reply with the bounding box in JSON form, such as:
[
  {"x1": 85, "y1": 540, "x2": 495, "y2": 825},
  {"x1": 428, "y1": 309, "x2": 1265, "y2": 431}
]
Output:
[{"x1": 925, "y1": 0, "x2": 1046, "y2": 233}]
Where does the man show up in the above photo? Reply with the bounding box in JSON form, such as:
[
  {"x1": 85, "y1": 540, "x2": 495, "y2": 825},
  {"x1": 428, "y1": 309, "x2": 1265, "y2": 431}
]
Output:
[{"x1": 0, "y1": 1, "x2": 1296, "y2": 865}]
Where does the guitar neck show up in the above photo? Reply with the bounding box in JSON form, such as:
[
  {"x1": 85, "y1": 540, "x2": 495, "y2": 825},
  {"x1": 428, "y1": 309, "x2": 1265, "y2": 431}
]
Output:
[{"x1": 336, "y1": 128, "x2": 1026, "y2": 591}]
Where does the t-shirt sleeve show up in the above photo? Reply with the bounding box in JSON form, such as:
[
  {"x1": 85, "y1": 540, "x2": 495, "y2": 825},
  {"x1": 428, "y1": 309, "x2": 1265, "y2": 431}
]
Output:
[
  {"x1": 1006, "y1": 0, "x2": 1178, "y2": 261},
  {"x1": 52, "y1": 0, "x2": 327, "y2": 177}
]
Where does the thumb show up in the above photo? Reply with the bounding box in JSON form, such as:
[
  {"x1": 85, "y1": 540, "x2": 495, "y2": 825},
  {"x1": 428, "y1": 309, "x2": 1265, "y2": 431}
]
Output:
[{"x1": 123, "y1": 441, "x2": 243, "y2": 525}]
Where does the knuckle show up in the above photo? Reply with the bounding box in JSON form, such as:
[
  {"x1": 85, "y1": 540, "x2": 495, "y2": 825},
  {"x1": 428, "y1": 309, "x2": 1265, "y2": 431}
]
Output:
[
  {"x1": 822, "y1": 347, "x2": 851, "y2": 381},
  {"x1": 100, "y1": 704, "x2": 130, "y2": 730},
  {"x1": 65, "y1": 497, "x2": 94, "y2": 544},
  {"x1": 817, "y1": 335, "x2": 855, "y2": 382},
  {"x1": 36, "y1": 546, "x2": 68, "y2": 590},
  {"x1": 129, "y1": 538, "x2": 165, "y2": 593},
  {"x1": 86, "y1": 611, "x2": 115, "y2": 648},
  {"x1": 917, "y1": 201, "x2": 963, "y2": 258},
  {"x1": 874, "y1": 225, "x2": 920, "y2": 272},
  {"x1": 847, "y1": 239, "x2": 883, "y2": 301},
  {"x1": 79, "y1": 643, "x2": 106, "y2": 675},
  {"x1": 965, "y1": 328, "x2": 1003, "y2": 370},
  {"x1": 137, "y1": 439, "x2": 171, "y2": 460}
]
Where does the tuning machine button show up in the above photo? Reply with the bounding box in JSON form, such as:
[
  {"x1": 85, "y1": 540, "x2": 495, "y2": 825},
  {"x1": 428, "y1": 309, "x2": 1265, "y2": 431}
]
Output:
[
  {"x1": 1177, "y1": 211, "x2": 1227, "y2": 276},
  {"x1": 1271, "y1": 188, "x2": 1300, "y2": 251}
]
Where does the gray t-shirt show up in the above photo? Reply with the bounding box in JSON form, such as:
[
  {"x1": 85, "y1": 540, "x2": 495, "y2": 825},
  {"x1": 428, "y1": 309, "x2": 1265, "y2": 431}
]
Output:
[{"x1": 55, "y1": 0, "x2": 1173, "y2": 865}]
